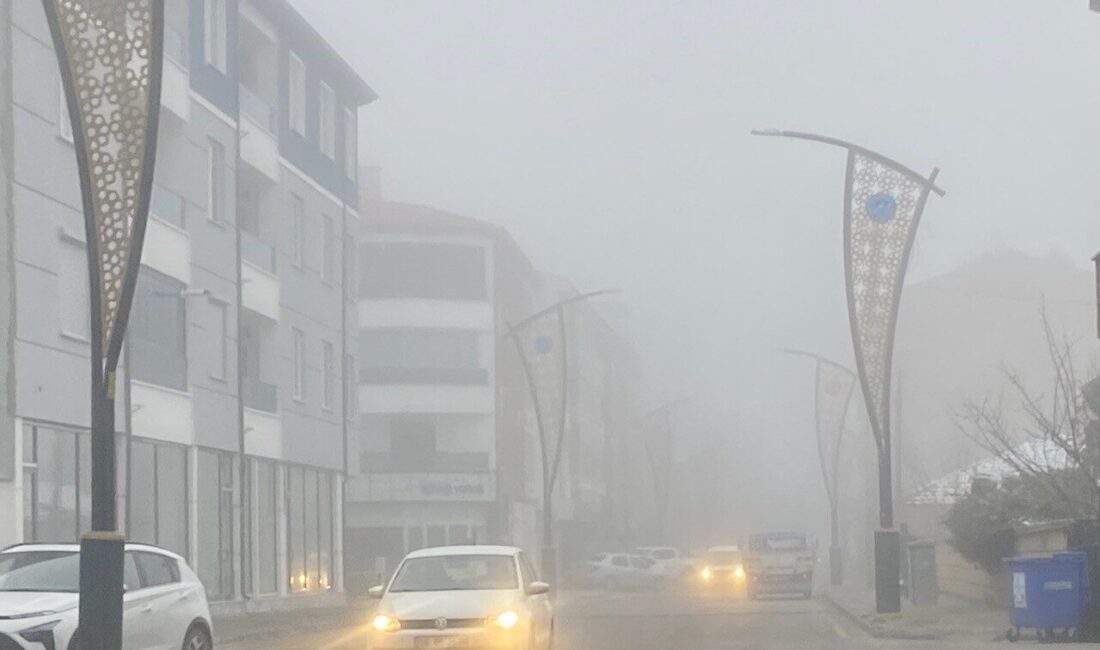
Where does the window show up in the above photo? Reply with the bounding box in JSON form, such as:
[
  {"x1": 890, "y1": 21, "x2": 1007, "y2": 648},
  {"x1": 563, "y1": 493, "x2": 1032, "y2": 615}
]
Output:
[
  {"x1": 323, "y1": 340, "x2": 335, "y2": 410},
  {"x1": 345, "y1": 354, "x2": 358, "y2": 417},
  {"x1": 288, "y1": 52, "x2": 306, "y2": 136},
  {"x1": 360, "y1": 242, "x2": 487, "y2": 300},
  {"x1": 212, "y1": 300, "x2": 228, "y2": 380},
  {"x1": 128, "y1": 439, "x2": 188, "y2": 557},
  {"x1": 426, "y1": 526, "x2": 446, "y2": 548},
  {"x1": 57, "y1": 80, "x2": 73, "y2": 142},
  {"x1": 406, "y1": 526, "x2": 424, "y2": 552},
  {"x1": 203, "y1": 0, "x2": 227, "y2": 73},
  {"x1": 322, "y1": 215, "x2": 335, "y2": 282},
  {"x1": 208, "y1": 139, "x2": 226, "y2": 224},
  {"x1": 150, "y1": 185, "x2": 186, "y2": 229},
  {"x1": 292, "y1": 328, "x2": 305, "y2": 400},
  {"x1": 290, "y1": 195, "x2": 305, "y2": 268},
  {"x1": 518, "y1": 552, "x2": 539, "y2": 586},
  {"x1": 359, "y1": 328, "x2": 486, "y2": 385},
  {"x1": 287, "y1": 468, "x2": 335, "y2": 593},
  {"x1": 391, "y1": 420, "x2": 436, "y2": 467},
  {"x1": 255, "y1": 460, "x2": 278, "y2": 595},
  {"x1": 196, "y1": 449, "x2": 234, "y2": 601},
  {"x1": 319, "y1": 82, "x2": 336, "y2": 159},
  {"x1": 130, "y1": 269, "x2": 187, "y2": 391},
  {"x1": 123, "y1": 554, "x2": 141, "y2": 591},
  {"x1": 287, "y1": 467, "x2": 304, "y2": 592},
  {"x1": 58, "y1": 240, "x2": 89, "y2": 340},
  {"x1": 134, "y1": 552, "x2": 180, "y2": 587},
  {"x1": 343, "y1": 107, "x2": 356, "y2": 178}
]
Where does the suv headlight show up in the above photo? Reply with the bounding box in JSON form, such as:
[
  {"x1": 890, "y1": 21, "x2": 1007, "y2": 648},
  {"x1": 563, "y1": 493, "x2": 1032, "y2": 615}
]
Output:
[
  {"x1": 19, "y1": 619, "x2": 60, "y2": 650},
  {"x1": 371, "y1": 614, "x2": 401, "y2": 633}
]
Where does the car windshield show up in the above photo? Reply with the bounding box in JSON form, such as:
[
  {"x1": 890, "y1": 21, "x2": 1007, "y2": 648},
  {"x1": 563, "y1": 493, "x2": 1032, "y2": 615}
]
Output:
[
  {"x1": 0, "y1": 551, "x2": 79, "y2": 593},
  {"x1": 706, "y1": 552, "x2": 741, "y2": 566},
  {"x1": 389, "y1": 555, "x2": 518, "y2": 592}
]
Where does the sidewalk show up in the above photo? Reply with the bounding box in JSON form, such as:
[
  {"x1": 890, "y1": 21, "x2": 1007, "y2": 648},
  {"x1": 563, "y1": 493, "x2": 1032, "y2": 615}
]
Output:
[
  {"x1": 213, "y1": 604, "x2": 366, "y2": 646},
  {"x1": 825, "y1": 587, "x2": 1008, "y2": 642}
]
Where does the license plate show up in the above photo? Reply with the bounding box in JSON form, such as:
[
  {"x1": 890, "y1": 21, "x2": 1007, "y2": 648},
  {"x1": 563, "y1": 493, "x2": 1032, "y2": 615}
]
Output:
[{"x1": 414, "y1": 637, "x2": 467, "y2": 649}]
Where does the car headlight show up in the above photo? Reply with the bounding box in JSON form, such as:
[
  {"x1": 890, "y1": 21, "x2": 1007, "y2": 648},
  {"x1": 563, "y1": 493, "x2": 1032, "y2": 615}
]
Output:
[
  {"x1": 487, "y1": 609, "x2": 520, "y2": 629},
  {"x1": 700, "y1": 568, "x2": 712, "y2": 580},
  {"x1": 371, "y1": 614, "x2": 401, "y2": 633},
  {"x1": 19, "y1": 619, "x2": 60, "y2": 650},
  {"x1": 734, "y1": 565, "x2": 745, "y2": 579}
]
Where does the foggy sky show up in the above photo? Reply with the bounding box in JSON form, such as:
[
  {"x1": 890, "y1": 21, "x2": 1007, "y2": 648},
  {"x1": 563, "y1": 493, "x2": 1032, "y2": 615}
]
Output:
[{"x1": 290, "y1": 0, "x2": 1100, "y2": 531}]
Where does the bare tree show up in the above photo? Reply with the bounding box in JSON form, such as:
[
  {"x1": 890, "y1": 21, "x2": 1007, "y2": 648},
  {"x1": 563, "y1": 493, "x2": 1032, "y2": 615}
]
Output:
[{"x1": 955, "y1": 308, "x2": 1099, "y2": 518}]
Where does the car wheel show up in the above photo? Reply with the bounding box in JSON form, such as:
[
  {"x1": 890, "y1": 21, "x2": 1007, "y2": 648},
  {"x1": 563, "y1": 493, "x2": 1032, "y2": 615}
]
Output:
[{"x1": 183, "y1": 625, "x2": 213, "y2": 650}]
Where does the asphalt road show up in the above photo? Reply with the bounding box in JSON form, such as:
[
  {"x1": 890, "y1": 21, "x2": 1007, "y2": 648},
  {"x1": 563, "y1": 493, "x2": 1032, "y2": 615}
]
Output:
[{"x1": 217, "y1": 590, "x2": 1051, "y2": 650}]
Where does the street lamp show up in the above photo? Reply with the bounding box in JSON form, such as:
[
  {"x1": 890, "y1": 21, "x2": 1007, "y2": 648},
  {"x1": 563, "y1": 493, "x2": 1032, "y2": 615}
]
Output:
[
  {"x1": 754, "y1": 129, "x2": 944, "y2": 613},
  {"x1": 42, "y1": 1, "x2": 164, "y2": 647},
  {"x1": 505, "y1": 289, "x2": 618, "y2": 584},
  {"x1": 782, "y1": 349, "x2": 856, "y2": 587}
]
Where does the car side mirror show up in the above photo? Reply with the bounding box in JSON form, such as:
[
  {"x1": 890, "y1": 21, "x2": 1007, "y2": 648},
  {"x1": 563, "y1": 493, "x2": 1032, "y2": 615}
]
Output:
[
  {"x1": 526, "y1": 581, "x2": 550, "y2": 596},
  {"x1": 367, "y1": 585, "x2": 384, "y2": 599}
]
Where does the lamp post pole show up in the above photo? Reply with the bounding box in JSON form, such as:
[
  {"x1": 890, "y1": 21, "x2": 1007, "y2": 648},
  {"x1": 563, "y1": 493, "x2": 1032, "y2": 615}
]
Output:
[
  {"x1": 506, "y1": 289, "x2": 618, "y2": 584},
  {"x1": 754, "y1": 129, "x2": 944, "y2": 613},
  {"x1": 642, "y1": 398, "x2": 688, "y2": 544},
  {"x1": 42, "y1": 1, "x2": 164, "y2": 647}
]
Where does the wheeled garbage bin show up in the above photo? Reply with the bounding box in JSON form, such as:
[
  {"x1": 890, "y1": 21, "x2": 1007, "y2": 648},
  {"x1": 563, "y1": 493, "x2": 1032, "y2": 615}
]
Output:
[{"x1": 1006, "y1": 551, "x2": 1093, "y2": 642}]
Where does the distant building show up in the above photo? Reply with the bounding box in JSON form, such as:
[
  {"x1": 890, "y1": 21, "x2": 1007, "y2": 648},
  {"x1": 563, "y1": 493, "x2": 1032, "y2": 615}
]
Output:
[{"x1": 0, "y1": 0, "x2": 374, "y2": 613}]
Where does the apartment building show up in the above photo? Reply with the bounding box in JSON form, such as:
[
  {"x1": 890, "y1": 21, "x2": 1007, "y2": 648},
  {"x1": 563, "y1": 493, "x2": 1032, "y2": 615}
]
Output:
[
  {"x1": 344, "y1": 196, "x2": 544, "y2": 585},
  {"x1": 0, "y1": 0, "x2": 374, "y2": 612}
]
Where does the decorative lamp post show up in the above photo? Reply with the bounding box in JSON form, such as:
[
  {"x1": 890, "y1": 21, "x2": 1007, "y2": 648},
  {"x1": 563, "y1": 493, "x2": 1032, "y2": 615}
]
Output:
[
  {"x1": 42, "y1": 1, "x2": 164, "y2": 647},
  {"x1": 782, "y1": 349, "x2": 857, "y2": 587},
  {"x1": 506, "y1": 289, "x2": 617, "y2": 584},
  {"x1": 754, "y1": 129, "x2": 944, "y2": 613}
]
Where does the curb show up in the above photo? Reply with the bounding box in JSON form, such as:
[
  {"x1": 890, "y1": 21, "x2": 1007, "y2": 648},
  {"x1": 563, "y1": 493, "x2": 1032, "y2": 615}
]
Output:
[
  {"x1": 823, "y1": 591, "x2": 942, "y2": 641},
  {"x1": 214, "y1": 608, "x2": 361, "y2": 646}
]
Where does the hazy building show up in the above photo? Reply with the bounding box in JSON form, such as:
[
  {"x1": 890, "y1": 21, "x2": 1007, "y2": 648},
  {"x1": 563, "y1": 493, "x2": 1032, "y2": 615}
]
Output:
[{"x1": 0, "y1": 0, "x2": 373, "y2": 613}]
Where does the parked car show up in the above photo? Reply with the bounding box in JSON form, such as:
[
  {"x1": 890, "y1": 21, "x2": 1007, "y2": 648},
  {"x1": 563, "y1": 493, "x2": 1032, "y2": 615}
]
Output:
[
  {"x1": 0, "y1": 542, "x2": 213, "y2": 650},
  {"x1": 633, "y1": 546, "x2": 698, "y2": 585},
  {"x1": 367, "y1": 545, "x2": 553, "y2": 650},
  {"x1": 575, "y1": 553, "x2": 660, "y2": 591}
]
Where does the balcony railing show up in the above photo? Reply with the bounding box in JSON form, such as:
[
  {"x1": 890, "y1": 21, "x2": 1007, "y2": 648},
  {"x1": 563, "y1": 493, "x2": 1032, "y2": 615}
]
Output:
[
  {"x1": 164, "y1": 25, "x2": 187, "y2": 68},
  {"x1": 360, "y1": 452, "x2": 490, "y2": 474},
  {"x1": 150, "y1": 185, "x2": 186, "y2": 229},
  {"x1": 358, "y1": 367, "x2": 489, "y2": 386},
  {"x1": 241, "y1": 231, "x2": 277, "y2": 274},
  {"x1": 239, "y1": 84, "x2": 275, "y2": 133},
  {"x1": 242, "y1": 377, "x2": 278, "y2": 413}
]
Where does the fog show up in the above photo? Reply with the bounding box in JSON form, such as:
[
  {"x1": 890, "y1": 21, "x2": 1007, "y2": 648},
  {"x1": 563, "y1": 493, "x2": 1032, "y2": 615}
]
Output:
[{"x1": 291, "y1": 0, "x2": 1100, "y2": 539}]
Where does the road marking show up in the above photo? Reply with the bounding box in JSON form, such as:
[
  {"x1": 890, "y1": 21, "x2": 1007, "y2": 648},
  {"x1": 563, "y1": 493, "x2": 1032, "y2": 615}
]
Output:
[{"x1": 832, "y1": 621, "x2": 849, "y2": 639}]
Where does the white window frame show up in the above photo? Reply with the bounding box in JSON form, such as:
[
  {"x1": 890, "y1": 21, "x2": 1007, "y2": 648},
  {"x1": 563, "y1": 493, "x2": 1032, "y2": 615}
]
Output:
[
  {"x1": 322, "y1": 340, "x2": 334, "y2": 410},
  {"x1": 292, "y1": 328, "x2": 305, "y2": 401},
  {"x1": 288, "y1": 52, "x2": 307, "y2": 136},
  {"x1": 343, "y1": 107, "x2": 356, "y2": 179},
  {"x1": 203, "y1": 0, "x2": 227, "y2": 74},
  {"x1": 319, "y1": 82, "x2": 336, "y2": 159},
  {"x1": 58, "y1": 238, "x2": 89, "y2": 341},
  {"x1": 57, "y1": 80, "x2": 73, "y2": 143},
  {"x1": 208, "y1": 139, "x2": 226, "y2": 224},
  {"x1": 291, "y1": 195, "x2": 306, "y2": 269},
  {"x1": 211, "y1": 299, "x2": 229, "y2": 381}
]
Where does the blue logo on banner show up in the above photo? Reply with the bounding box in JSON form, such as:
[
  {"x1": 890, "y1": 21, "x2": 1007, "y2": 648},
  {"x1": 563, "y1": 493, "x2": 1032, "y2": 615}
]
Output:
[
  {"x1": 866, "y1": 192, "x2": 897, "y2": 222},
  {"x1": 534, "y1": 337, "x2": 554, "y2": 354}
]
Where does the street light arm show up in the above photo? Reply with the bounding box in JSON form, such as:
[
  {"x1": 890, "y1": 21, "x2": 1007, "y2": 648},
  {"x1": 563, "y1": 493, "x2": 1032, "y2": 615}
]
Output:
[
  {"x1": 779, "y1": 347, "x2": 858, "y2": 380},
  {"x1": 504, "y1": 289, "x2": 621, "y2": 338},
  {"x1": 751, "y1": 129, "x2": 946, "y2": 197}
]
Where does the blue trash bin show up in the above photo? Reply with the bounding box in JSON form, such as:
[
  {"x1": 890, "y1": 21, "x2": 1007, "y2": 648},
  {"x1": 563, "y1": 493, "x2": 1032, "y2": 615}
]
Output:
[{"x1": 1006, "y1": 551, "x2": 1093, "y2": 642}]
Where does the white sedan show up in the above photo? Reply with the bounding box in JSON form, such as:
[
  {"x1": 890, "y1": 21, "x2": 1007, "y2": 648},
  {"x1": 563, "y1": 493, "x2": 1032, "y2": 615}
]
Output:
[
  {"x1": 368, "y1": 545, "x2": 553, "y2": 650},
  {"x1": 0, "y1": 543, "x2": 213, "y2": 650}
]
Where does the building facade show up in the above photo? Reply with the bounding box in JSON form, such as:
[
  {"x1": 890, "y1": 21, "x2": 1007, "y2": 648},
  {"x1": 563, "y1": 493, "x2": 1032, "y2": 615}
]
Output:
[{"x1": 0, "y1": 0, "x2": 373, "y2": 613}]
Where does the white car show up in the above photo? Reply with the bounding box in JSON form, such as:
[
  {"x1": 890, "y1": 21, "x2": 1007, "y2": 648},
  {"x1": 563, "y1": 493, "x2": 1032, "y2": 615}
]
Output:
[
  {"x1": 633, "y1": 546, "x2": 697, "y2": 584},
  {"x1": 0, "y1": 543, "x2": 213, "y2": 650},
  {"x1": 367, "y1": 545, "x2": 553, "y2": 650},
  {"x1": 577, "y1": 553, "x2": 659, "y2": 591}
]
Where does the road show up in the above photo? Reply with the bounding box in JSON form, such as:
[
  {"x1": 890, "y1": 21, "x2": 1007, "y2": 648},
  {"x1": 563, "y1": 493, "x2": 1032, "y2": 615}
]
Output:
[{"x1": 217, "y1": 589, "x2": 1046, "y2": 650}]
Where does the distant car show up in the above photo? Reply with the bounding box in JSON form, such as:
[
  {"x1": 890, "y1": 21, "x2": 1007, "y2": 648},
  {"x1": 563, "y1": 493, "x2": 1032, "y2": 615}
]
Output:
[
  {"x1": 0, "y1": 542, "x2": 213, "y2": 650},
  {"x1": 743, "y1": 532, "x2": 817, "y2": 600},
  {"x1": 576, "y1": 553, "x2": 660, "y2": 591},
  {"x1": 697, "y1": 545, "x2": 747, "y2": 593},
  {"x1": 367, "y1": 545, "x2": 553, "y2": 650},
  {"x1": 633, "y1": 546, "x2": 697, "y2": 585}
]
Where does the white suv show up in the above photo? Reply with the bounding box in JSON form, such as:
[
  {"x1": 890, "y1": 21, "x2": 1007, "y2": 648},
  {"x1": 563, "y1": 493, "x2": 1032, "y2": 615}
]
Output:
[{"x1": 0, "y1": 543, "x2": 213, "y2": 650}]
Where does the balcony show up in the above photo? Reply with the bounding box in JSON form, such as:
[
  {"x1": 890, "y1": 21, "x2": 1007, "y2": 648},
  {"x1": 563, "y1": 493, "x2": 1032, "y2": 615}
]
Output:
[
  {"x1": 361, "y1": 452, "x2": 490, "y2": 474},
  {"x1": 242, "y1": 377, "x2": 278, "y2": 413},
  {"x1": 239, "y1": 85, "x2": 279, "y2": 181},
  {"x1": 129, "y1": 337, "x2": 187, "y2": 393},
  {"x1": 160, "y1": 25, "x2": 189, "y2": 121},
  {"x1": 346, "y1": 472, "x2": 496, "y2": 503},
  {"x1": 241, "y1": 231, "x2": 276, "y2": 274},
  {"x1": 359, "y1": 366, "x2": 489, "y2": 385}
]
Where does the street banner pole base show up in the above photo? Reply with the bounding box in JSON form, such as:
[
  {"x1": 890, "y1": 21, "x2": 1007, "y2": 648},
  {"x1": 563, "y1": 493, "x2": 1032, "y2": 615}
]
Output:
[
  {"x1": 78, "y1": 531, "x2": 125, "y2": 650},
  {"x1": 874, "y1": 529, "x2": 901, "y2": 613},
  {"x1": 830, "y1": 546, "x2": 844, "y2": 587}
]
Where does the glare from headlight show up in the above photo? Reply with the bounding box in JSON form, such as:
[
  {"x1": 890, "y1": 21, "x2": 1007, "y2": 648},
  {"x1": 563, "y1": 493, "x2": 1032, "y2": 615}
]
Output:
[
  {"x1": 700, "y1": 568, "x2": 712, "y2": 580},
  {"x1": 490, "y1": 610, "x2": 520, "y2": 629},
  {"x1": 734, "y1": 565, "x2": 745, "y2": 579},
  {"x1": 371, "y1": 614, "x2": 401, "y2": 633}
]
